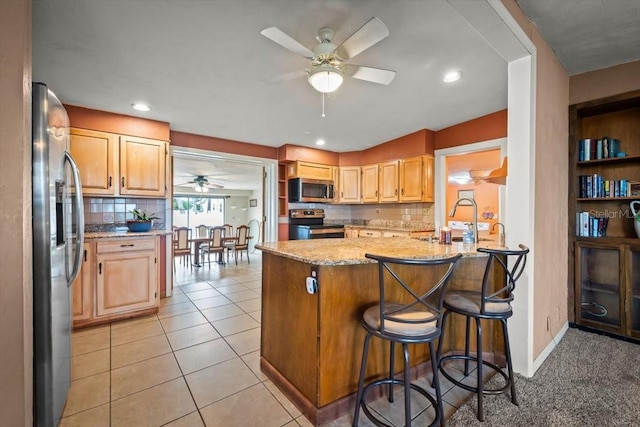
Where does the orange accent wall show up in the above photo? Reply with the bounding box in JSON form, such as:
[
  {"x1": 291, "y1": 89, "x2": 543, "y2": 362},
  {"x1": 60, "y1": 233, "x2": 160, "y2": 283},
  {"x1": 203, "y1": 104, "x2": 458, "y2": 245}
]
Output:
[
  {"x1": 171, "y1": 130, "x2": 278, "y2": 159},
  {"x1": 159, "y1": 237, "x2": 166, "y2": 298},
  {"x1": 65, "y1": 104, "x2": 170, "y2": 141},
  {"x1": 360, "y1": 129, "x2": 435, "y2": 164},
  {"x1": 277, "y1": 144, "x2": 339, "y2": 165},
  {"x1": 434, "y1": 110, "x2": 507, "y2": 149}
]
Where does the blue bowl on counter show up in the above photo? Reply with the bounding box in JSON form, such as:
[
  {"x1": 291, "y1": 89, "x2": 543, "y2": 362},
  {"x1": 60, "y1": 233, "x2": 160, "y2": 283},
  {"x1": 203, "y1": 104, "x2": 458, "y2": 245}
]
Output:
[{"x1": 126, "y1": 220, "x2": 153, "y2": 232}]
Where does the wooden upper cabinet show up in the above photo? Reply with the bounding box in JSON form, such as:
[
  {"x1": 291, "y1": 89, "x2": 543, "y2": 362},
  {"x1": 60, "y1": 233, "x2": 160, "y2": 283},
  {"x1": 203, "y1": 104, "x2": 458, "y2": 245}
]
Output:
[
  {"x1": 338, "y1": 166, "x2": 361, "y2": 203},
  {"x1": 70, "y1": 128, "x2": 167, "y2": 197},
  {"x1": 399, "y1": 156, "x2": 423, "y2": 202},
  {"x1": 70, "y1": 128, "x2": 117, "y2": 195},
  {"x1": 361, "y1": 164, "x2": 379, "y2": 202},
  {"x1": 119, "y1": 135, "x2": 167, "y2": 197},
  {"x1": 379, "y1": 160, "x2": 399, "y2": 202},
  {"x1": 422, "y1": 154, "x2": 435, "y2": 202},
  {"x1": 287, "y1": 161, "x2": 334, "y2": 181}
]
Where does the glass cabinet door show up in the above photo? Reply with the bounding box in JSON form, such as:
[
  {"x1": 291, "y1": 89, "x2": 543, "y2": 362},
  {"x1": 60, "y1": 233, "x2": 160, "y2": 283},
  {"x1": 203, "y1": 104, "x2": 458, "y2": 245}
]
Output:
[
  {"x1": 629, "y1": 247, "x2": 640, "y2": 337},
  {"x1": 578, "y1": 245, "x2": 621, "y2": 329}
]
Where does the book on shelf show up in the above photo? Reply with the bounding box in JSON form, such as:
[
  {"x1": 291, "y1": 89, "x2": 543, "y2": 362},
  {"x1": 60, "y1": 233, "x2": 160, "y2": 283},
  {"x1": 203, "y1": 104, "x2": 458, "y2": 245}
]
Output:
[
  {"x1": 578, "y1": 174, "x2": 629, "y2": 198},
  {"x1": 578, "y1": 137, "x2": 621, "y2": 161},
  {"x1": 576, "y1": 211, "x2": 609, "y2": 237}
]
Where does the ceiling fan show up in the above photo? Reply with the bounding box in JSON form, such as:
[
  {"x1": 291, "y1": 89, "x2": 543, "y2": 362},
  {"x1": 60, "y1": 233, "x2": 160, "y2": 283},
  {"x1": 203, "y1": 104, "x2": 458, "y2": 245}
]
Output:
[
  {"x1": 261, "y1": 17, "x2": 396, "y2": 94},
  {"x1": 175, "y1": 175, "x2": 224, "y2": 192}
]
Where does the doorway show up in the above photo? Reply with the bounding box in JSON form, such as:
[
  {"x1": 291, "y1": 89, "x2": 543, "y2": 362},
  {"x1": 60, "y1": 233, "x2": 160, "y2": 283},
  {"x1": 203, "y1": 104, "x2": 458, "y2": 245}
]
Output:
[
  {"x1": 171, "y1": 147, "x2": 278, "y2": 245},
  {"x1": 434, "y1": 138, "x2": 507, "y2": 235}
]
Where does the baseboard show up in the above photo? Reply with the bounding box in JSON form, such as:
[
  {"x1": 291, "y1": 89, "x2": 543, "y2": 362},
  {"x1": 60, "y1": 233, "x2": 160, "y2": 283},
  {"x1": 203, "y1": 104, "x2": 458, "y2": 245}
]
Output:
[{"x1": 531, "y1": 321, "x2": 569, "y2": 374}]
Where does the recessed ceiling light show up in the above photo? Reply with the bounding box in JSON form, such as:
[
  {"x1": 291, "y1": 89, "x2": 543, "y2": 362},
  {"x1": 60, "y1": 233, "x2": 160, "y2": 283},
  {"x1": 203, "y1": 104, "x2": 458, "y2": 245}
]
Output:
[
  {"x1": 443, "y1": 71, "x2": 462, "y2": 83},
  {"x1": 316, "y1": 139, "x2": 325, "y2": 146},
  {"x1": 132, "y1": 103, "x2": 150, "y2": 112}
]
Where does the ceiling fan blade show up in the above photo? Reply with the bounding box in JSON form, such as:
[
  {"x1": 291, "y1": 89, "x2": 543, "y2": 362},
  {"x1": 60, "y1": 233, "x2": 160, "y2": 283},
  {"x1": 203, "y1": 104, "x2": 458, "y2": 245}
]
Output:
[
  {"x1": 261, "y1": 27, "x2": 315, "y2": 59},
  {"x1": 346, "y1": 65, "x2": 396, "y2": 85},
  {"x1": 337, "y1": 17, "x2": 389, "y2": 60}
]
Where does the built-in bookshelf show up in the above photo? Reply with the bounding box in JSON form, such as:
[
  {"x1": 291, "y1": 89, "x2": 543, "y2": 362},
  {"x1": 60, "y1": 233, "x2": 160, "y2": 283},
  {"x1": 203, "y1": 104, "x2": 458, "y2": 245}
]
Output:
[{"x1": 569, "y1": 89, "x2": 640, "y2": 340}]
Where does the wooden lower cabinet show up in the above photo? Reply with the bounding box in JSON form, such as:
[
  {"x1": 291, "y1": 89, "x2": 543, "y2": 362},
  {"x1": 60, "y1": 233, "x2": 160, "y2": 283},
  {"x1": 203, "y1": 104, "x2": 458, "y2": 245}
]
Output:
[
  {"x1": 72, "y1": 241, "x2": 94, "y2": 321},
  {"x1": 575, "y1": 239, "x2": 640, "y2": 340},
  {"x1": 73, "y1": 236, "x2": 160, "y2": 328}
]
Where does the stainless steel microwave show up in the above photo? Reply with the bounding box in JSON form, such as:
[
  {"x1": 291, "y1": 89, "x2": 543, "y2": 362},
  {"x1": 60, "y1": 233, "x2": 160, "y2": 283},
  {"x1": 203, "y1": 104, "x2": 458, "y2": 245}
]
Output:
[{"x1": 288, "y1": 178, "x2": 335, "y2": 203}]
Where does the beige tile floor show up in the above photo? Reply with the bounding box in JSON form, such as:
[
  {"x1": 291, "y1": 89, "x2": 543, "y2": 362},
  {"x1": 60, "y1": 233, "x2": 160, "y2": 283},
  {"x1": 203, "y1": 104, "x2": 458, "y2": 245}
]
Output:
[{"x1": 60, "y1": 250, "x2": 485, "y2": 427}]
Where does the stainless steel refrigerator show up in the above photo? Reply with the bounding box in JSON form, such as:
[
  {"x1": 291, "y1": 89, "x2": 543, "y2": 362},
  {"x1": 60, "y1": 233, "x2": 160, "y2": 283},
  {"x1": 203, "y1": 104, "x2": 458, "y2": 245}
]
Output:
[{"x1": 32, "y1": 82, "x2": 84, "y2": 426}]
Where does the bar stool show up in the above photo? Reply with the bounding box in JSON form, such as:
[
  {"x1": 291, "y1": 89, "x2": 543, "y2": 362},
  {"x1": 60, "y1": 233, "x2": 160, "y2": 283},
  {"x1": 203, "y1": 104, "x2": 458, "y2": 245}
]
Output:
[
  {"x1": 353, "y1": 253, "x2": 462, "y2": 427},
  {"x1": 436, "y1": 244, "x2": 529, "y2": 421}
]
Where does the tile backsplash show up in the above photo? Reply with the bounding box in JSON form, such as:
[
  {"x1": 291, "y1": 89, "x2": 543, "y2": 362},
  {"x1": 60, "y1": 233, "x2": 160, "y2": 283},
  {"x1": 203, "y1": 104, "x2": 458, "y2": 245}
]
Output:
[
  {"x1": 83, "y1": 197, "x2": 169, "y2": 231},
  {"x1": 319, "y1": 202, "x2": 435, "y2": 230}
]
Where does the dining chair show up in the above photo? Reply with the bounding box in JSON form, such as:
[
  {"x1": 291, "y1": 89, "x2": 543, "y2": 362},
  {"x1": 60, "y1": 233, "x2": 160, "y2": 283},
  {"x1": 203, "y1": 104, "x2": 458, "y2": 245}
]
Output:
[
  {"x1": 227, "y1": 225, "x2": 250, "y2": 265},
  {"x1": 173, "y1": 227, "x2": 191, "y2": 270},
  {"x1": 202, "y1": 226, "x2": 225, "y2": 267},
  {"x1": 195, "y1": 224, "x2": 210, "y2": 257}
]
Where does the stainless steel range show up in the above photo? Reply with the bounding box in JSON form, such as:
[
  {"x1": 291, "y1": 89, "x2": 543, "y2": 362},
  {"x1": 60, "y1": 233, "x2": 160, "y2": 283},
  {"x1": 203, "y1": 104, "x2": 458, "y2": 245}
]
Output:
[{"x1": 288, "y1": 209, "x2": 345, "y2": 240}]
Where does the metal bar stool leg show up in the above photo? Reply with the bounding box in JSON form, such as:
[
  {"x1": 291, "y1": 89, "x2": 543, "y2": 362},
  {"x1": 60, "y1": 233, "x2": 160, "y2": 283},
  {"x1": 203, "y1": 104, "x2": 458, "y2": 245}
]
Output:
[
  {"x1": 464, "y1": 316, "x2": 471, "y2": 375},
  {"x1": 403, "y1": 343, "x2": 411, "y2": 427},
  {"x1": 434, "y1": 310, "x2": 451, "y2": 389},
  {"x1": 429, "y1": 341, "x2": 444, "y2": 427},
  {"x1": 476, "y1": 317, "x2": 484, "y2": 422},
  {"x1": 353, "y1": 333, "x2": 372, "y2": 427},
  {"x1": 389, "y1": 341, "x2": 395, "y2": 402},
  {"x1": 501, "y1": 318, "x2": 518, "y2": 405}
]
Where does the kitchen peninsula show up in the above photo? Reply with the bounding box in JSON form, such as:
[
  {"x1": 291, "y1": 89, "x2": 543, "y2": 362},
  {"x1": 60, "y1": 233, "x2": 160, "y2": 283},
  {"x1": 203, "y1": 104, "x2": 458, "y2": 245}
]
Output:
[{"x1": 257, "y1": 238, "x2": 506, "y2": 425}]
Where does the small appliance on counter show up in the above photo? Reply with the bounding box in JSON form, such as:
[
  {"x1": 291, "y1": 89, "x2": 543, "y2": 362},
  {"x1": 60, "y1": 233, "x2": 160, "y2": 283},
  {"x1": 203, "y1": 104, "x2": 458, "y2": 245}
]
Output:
[{"x1": 289, "y1": 209, "x2": 345, "y2": 239}]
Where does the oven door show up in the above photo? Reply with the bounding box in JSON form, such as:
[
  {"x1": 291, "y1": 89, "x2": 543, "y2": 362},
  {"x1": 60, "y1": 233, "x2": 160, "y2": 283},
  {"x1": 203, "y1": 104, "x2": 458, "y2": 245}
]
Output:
[{"x1": 308, "y1": 228, "x2": 345, "y2": 239}]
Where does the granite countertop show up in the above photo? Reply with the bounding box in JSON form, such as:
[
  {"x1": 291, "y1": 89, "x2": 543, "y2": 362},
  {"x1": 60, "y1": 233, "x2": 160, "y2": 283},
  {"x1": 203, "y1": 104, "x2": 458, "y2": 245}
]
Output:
[
  {"x1": 257, "y1": 238, "x2": 506, "y2": 266},
  {"x1": 84, "y1": 229, "x2": 172, "y2": 239}
]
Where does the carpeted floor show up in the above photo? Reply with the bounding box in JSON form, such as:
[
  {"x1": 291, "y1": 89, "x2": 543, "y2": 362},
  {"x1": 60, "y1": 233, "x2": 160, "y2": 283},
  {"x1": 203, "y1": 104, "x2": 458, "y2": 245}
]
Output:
[{"x1": 447, "y1": 327, "x2": 640, "y2": 426}]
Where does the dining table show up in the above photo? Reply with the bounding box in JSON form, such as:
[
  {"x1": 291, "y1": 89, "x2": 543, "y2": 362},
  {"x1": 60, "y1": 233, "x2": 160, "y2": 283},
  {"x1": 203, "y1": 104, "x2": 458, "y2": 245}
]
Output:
[{"x1": 188, "y1": 236, "x2": 212, "y2": 267}]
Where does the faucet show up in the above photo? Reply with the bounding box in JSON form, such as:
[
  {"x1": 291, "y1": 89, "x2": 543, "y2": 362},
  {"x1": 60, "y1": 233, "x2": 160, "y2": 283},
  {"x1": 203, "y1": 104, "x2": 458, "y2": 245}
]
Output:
[
  {"x1": 449, "y1": 198, "x2": 478, "y2": 244},
  {"x1": 492, "y1": 222, "x2": 506, "y2": 246}
]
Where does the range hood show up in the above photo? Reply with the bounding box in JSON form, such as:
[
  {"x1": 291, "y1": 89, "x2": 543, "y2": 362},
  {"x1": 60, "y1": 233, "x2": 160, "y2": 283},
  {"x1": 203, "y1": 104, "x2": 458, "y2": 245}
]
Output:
[{"x1": 484, "y1": 157, "x2": 508, "y2": 185}]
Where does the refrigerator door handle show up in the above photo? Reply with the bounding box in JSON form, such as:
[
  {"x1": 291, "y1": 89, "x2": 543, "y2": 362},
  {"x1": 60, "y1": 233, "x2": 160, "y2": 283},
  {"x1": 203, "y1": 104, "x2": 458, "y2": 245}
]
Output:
[{"x1": 64, "y1": 151, "x2": 84, "y2": 285}]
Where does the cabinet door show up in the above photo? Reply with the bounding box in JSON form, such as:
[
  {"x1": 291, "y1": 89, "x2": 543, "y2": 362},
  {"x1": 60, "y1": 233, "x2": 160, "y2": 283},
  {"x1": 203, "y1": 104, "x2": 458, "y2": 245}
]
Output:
[
  {"x1": 359, "y1": 230, "x2": 381, "y2": 238},
  {"x1": 576, "y1": 242, "x2": 622, "y2": 334},
  {"x1": 399, "y1": 156, "x2": 423, "y2": 202},
  {"x1": 96, "y1": 249, "x2": 157, "y2": 317},
  {"x1": 361, "y1": 164, "x2": 379, "y2": 203},
  {"x1": 72, "y1": 241, "x2": 94, "y2": 322},
  {"x1": 379, "y1": 160, "x2": 399, "y2": 202},
  {"x1": 628, "y1": 245, "x2": 640, "y2": 339},
  {"x1": 422, "y1": 155, "x2": 435, "y2": 202},
  {"x1": 287, "y1": 161, "x2": 334, "y2": 181},
  {"x1": 338, "y1": 166, "x2": 361, "y2": 203},
  {"x1": 119, "y1": 135, "x2": 167, "y2": 197},
  {"x1": 70, "y1": 128, "x2": 117, "y2": 196}
]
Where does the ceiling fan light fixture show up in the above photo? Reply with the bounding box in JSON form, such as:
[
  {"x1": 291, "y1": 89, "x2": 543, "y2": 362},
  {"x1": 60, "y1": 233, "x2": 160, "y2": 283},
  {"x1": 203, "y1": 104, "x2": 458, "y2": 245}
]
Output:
[
  {"x1": 443, "y1": 71, "x2": 462, "y2": 83},
  {"x1": 308, "y1": 65, "x2": 343, "y2": 93},
  {"x1": 194, "y1": 185, "x2": 208, "y2": 193}
]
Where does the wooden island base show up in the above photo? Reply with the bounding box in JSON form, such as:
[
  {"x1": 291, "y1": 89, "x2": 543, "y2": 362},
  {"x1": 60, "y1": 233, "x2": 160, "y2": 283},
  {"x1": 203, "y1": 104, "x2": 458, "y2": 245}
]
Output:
[{"x1": 258, "y1": 238, "x2": 506, "y2": 426}]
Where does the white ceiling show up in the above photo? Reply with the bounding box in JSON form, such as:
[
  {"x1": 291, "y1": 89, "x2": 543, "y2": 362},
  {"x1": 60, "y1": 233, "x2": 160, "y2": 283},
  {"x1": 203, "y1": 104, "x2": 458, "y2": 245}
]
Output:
[
  {"x1": 32, "y1": 1, "x2": 640, "y2": 192},
  {"x1": 516, "y1": 0, "x2": 640, "y2": 75}
]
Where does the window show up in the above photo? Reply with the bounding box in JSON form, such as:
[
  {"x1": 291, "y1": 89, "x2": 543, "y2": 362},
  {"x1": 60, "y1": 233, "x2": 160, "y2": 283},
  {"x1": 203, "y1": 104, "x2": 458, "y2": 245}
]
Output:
[{"x1": 172, "y1": 196, "x2": 225, "y2": 230}]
